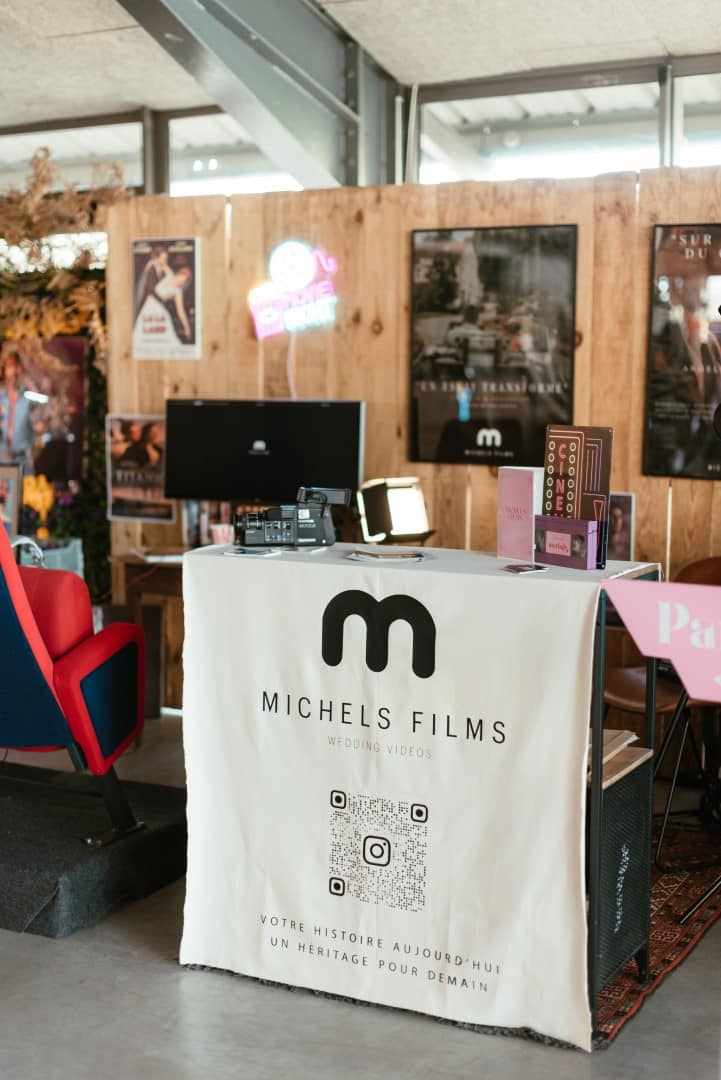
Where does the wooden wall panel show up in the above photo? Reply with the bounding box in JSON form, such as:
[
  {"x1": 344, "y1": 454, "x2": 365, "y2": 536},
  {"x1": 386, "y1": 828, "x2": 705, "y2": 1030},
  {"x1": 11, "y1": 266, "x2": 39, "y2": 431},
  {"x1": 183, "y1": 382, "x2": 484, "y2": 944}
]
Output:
[
  {"x1": 107, "y1": 169, "x2": 721, "y2": 572},
  {"x1": 392, "y1": 178, "x2": 597, "y2": 552},
  {"x1": 107, "y1": 194, "x2": 227, "y2": 554},
  {"x1": 227, "y1": 186, "x2": 405, "y2": 483},
  {"x1": 227, "y1": 195, "x2": 265, "y2": 398}
]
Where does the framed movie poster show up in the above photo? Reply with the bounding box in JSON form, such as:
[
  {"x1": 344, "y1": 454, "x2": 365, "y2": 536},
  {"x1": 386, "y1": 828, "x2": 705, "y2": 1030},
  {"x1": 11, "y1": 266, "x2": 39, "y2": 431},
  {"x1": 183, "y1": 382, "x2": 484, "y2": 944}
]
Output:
[
  {"x1": 410, "y1": 226, "x2": 577, "y2": 466},
  {"x1": 644, "y1": 225, "x2": 721, "y2": 478},
  {"x1": 131, "y1": 237, "x2": 201, "y2": 360},
  {"x1": 106, "y1": 414, "x2": 175, "y2": 522},
  {"x1": 608, "y1": 491, "x2": 636, "y2": 562},
  {"x1": 0, "y1": 337, "x2": 85, "y2": 480}
]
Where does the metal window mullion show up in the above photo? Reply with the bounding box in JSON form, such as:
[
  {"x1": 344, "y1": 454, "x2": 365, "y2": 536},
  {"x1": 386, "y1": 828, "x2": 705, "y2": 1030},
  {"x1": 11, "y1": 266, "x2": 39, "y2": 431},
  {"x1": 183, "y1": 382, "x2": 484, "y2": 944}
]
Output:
[
  {"x1": 142, "y1": 109, "x2": 169, "y2": 194},
  {"x1": 344, "y1": 42, "x2": 361, "y2": 186},
  {"x1": 404, "y1": 85, "x2": 420, "y2": 184},
  {"x1": 658, "y1": 63, "x2": 673, "y2": 168},
  {"x1": 672, "y1": 75, "x2": 684, "y2": 166}
]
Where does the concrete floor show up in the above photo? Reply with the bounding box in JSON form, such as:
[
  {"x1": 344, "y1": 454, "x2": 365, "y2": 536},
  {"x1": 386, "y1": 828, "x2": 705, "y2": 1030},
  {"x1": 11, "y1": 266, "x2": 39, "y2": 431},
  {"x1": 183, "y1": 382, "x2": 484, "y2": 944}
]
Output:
[{"x1": 1, "y1": 718, "x2": 720, "y2": 1080}]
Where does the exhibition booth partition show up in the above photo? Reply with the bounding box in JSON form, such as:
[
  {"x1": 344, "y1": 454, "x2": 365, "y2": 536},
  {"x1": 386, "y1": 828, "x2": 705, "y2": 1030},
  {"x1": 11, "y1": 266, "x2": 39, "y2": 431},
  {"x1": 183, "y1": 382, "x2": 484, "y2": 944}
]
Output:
[
  {"x1": 98, "y1": 167, "x2": 721, "y2": 1048},
  {"x1": 106, "y1": 166, "x2": 721, "y2": 578}
]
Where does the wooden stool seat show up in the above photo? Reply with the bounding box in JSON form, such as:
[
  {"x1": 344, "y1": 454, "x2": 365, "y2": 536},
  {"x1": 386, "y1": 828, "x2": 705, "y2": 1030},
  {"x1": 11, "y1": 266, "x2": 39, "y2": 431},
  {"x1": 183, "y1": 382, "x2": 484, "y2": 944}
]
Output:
[{"x1": 604, "y1": 666, "x2": 682, "y2": 714}]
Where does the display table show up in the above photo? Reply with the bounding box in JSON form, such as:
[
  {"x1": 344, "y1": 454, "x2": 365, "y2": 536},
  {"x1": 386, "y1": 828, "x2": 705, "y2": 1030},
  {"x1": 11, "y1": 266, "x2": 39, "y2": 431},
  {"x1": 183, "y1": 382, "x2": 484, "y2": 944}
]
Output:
[{"x1": 180, "y1": 543, "x2": 656, "y2": 1051}]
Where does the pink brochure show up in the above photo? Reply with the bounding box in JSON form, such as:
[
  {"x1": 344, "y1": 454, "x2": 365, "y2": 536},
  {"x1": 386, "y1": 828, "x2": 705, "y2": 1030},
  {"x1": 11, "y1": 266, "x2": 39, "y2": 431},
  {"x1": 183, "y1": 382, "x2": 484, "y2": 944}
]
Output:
[
  {"x1": 603, "y1": 579, "x2": 721, "y2": 703},
  {"x1": 497, "y1": 467, "x2": 543, "y2": 562}
]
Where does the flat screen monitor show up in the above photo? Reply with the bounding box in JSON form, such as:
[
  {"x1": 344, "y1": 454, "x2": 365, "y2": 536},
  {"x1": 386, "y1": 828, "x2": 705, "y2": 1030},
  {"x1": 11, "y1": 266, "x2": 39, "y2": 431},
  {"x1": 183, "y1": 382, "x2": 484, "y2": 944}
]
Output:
[{"x1": 164, "y1": 399, "x2": 365, "y2": 502}]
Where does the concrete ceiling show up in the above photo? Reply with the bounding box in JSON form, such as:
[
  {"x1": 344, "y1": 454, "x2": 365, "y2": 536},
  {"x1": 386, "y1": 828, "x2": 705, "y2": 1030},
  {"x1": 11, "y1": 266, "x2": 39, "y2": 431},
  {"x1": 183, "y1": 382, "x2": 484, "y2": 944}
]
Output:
[
  {"x1": 0, "y1": 0, "x2": 211, "y2": 126},
  {"x1": 1, "y1": 0, "x2": 719, "y2": 188},
  {"x1": 318, "y1": 0, "x2": 721, "y2": 85},
  {"x1": 1, "y1": 0, "x2": 719, "y2": 130}
]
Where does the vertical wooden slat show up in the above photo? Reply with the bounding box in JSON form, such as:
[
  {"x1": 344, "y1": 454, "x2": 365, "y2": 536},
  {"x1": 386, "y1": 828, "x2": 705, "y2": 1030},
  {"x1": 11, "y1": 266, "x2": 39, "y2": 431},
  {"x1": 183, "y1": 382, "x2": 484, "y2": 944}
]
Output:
[
  {"x1": 590, "y1": 173, "x2": 638, "y2": 494},
  {"x1": 632, "y1": 169, "x2": 680, "y2": 568},
  {"x1": 397, "y1": 181, "x2": 473, "y2": 549},
  {"x1": 556, "y1": 178, "x2": 595, "y2": 427},
  {"x1": 334, "y1": 186, "x2": 403, "y2": 480},
  {"x1": 227, "y1": 194, "x2": 265, "y2": 398}
]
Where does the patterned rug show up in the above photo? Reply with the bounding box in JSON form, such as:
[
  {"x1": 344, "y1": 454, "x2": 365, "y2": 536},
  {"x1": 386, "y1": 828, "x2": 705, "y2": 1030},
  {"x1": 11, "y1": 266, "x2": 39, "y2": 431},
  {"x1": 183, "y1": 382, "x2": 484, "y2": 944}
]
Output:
[{"x1": 595, "y1": 819, "x2": 721, "y2": 1048}]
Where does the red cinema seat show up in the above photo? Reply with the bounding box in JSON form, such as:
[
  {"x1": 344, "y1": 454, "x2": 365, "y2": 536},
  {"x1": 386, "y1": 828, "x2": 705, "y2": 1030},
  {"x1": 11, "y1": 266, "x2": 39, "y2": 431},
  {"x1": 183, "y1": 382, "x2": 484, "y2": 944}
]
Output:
[{"x1": 0, "y1": 528, "x2": 145, "y2": 842}]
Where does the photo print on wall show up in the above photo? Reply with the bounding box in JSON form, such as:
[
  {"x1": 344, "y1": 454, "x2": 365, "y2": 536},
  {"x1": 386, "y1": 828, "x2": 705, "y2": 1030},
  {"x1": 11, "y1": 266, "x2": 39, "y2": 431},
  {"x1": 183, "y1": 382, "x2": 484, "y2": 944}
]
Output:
[
  {"x1": 409, "y1": 225, "x2": 577, "y2": 466},
  {"x1": 131, "y1": 237, "x2": 201, "y2": 360},
  {"x1": 607, "y1": 491, "x2": 635, "y2": 562},
  {"x1": 106, "y1": 414, "x2": 175, "y2": 522},
  {"x1": 0, "y1": 337, "x2": 85, "y2": 481},
  {"x1": 644, "y1": 225, "x2": 721, "y2": 478}
]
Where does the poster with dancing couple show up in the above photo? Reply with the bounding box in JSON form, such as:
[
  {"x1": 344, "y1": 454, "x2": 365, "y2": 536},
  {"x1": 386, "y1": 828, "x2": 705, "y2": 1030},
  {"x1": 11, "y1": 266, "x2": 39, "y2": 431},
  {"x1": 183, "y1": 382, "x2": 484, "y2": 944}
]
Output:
[
  {"x1": 132, "y1": 237, "x2": 201, "y2": 360},
  {"x1": 644, "y1": 225, "x2": 721, "y2": 478}
]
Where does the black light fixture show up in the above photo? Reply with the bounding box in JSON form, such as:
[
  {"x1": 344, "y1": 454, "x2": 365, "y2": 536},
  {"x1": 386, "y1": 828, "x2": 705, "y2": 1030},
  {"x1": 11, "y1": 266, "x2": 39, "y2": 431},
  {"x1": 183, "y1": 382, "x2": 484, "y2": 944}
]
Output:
[{"x1": 357, "y1": 477, "x2": 433, "y2": 544}]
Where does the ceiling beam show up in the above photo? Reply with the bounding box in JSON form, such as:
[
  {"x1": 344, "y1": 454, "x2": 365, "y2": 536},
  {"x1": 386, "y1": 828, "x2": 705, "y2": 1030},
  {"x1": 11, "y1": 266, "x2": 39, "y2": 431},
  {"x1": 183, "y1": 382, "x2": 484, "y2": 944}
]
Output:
[
  {"x1": 118, "y1": 0, "x2": 348, "y2": 187},
  {"x1": 418, "y1": 50, "x2": 721, "y2": 106},
  {"x1": 0, "y1": 110, "x2": 144, "y2": 137}
]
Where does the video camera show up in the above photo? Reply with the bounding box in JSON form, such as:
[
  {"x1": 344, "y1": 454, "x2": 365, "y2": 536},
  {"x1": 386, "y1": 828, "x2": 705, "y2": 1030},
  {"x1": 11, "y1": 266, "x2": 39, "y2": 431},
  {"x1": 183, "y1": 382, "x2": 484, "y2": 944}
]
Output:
[{"x1": 233, "y1": 486, "x2": 351, "y2": 548}]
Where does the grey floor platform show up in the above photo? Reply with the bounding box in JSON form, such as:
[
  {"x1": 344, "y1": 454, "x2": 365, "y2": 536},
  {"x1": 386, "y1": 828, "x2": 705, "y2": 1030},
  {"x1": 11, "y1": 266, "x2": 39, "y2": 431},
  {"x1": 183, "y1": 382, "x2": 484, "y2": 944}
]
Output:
[
  {"x1": 1, "y1": 718, "x2": 720, "y2": 1080},
  {"x1": 0, "y1": 763, "x2": 186, "y2": 937}
]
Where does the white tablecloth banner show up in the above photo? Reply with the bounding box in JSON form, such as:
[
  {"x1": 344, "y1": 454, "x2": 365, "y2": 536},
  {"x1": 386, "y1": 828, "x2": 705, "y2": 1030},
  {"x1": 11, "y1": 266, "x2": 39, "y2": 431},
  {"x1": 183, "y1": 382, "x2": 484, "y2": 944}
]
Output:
[{"x1": 181, "y1": 545, "x2": 603, "y2": 1049}]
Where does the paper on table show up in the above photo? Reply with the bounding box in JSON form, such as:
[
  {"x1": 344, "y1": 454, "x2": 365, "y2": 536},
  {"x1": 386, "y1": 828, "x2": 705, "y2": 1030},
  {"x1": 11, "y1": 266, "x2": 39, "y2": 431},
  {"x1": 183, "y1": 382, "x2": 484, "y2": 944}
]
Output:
[
  {"x1": 345, "y1": 549, "x2": 426, "y2": 562},
  {"x1": 224, "y1": 547, "x2": 282, "y2": 557}
]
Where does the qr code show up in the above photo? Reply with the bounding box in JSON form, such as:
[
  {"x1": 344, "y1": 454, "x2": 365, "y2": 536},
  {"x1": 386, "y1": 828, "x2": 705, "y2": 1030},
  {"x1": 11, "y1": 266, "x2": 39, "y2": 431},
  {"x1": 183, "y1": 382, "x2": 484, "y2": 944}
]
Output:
[{"x1": 328, "y1": 790, "x2": 428, "y2": 912}]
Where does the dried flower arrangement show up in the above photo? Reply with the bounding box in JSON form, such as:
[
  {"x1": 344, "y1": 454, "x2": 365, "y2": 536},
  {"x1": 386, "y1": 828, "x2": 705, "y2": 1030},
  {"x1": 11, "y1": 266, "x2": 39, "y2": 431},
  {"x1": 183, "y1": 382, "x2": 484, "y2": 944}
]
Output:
[{"x1": 0, "y1": 148, "x2": 128, "y2": 597}]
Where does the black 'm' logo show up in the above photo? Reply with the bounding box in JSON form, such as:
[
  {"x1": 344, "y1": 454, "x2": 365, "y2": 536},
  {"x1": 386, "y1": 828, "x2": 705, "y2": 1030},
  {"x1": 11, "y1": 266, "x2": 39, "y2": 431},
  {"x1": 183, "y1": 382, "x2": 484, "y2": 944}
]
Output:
[{"x1": 321, "y1": 590, "x2": 436, "y2": 678}]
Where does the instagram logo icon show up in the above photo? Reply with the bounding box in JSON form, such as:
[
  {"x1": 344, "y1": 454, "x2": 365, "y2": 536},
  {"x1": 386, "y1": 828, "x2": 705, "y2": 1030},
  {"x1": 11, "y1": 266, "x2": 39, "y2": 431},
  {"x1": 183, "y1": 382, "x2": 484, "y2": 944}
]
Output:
[{"x1": 363, "y1": 835, "x2": 391, "y2": 866}]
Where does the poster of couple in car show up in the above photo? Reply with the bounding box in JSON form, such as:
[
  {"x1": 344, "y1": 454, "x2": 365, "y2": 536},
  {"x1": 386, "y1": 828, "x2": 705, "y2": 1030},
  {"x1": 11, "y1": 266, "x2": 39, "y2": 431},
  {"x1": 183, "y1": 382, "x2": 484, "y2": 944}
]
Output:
[
  {"x1": 132, "y1": 237, "x2": 201, "y2": 360},
  {"x1": 410, "y1": 226, "x2": 577, "y2": 466}
]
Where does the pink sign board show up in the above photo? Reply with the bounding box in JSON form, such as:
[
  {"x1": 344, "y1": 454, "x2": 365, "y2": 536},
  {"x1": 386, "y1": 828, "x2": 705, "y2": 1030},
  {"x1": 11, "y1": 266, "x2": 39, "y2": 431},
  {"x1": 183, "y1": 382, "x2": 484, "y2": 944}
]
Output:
[
  {"x1": 247, "y1": 241, "x2": 338, "y2": 340},
  {"x1": 602, "y1": 579, "x2": 721, "y2": 703}
]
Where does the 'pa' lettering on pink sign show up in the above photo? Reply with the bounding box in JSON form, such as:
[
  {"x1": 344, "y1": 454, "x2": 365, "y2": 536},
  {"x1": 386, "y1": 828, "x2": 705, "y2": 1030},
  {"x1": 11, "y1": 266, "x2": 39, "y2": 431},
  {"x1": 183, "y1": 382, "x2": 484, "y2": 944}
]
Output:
[{"x1": 602, "y1": 580, "x2": 721, "y2": 703}]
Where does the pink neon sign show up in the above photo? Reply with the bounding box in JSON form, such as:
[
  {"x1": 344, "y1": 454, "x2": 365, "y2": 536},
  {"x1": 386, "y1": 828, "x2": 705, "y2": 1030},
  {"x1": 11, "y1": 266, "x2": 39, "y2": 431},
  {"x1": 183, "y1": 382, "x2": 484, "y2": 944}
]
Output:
[
  {"x1": 248, "y1": 240, "x2": 339, "y2": 340},
  {"x1": 603, "y1": 579, "x2": 721, "y2": 703}
]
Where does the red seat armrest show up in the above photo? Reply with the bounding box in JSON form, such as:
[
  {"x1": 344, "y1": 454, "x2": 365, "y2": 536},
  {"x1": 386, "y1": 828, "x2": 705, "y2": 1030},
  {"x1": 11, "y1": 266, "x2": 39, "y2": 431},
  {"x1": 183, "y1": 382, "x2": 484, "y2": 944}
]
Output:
[{"x1": 53, "y1": 623, "x2": 145, "y2": 774}]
